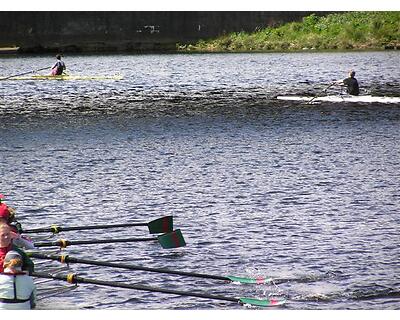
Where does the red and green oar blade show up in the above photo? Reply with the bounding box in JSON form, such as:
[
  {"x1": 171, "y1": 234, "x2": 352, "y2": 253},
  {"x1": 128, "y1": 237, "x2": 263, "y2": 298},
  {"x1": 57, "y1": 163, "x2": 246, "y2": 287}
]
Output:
[
  {"x1": 147, "y1": 216, "x2": 173, "y2": 234},
  {"x1": 33, "y1": 229, "x2": 186, "y2": 249},
  {"x1": 32, "y1": 271, "x2": 286, "y2": 308},
  {"x1": 239, "y1": 297, "x2": 286, "y2": 307},
  {"x1": 158, "y1": 229, "x2": 186, "y2": 249},
  {"x1": 20, "y1": 216, "x2": 173, "y2": 234},
  {"x1": 28, "y1": 252, "x2": 273, "y2": 285},
  {"x1": 226, "y1": 275, "x2": 273, "y2": 285}
]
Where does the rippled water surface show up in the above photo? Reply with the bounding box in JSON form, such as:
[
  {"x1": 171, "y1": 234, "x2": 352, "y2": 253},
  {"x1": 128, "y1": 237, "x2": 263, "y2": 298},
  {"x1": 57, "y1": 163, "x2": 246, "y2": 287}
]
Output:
[{"x1": 1, "y1": 52, "x2": 400, "y2": 310}]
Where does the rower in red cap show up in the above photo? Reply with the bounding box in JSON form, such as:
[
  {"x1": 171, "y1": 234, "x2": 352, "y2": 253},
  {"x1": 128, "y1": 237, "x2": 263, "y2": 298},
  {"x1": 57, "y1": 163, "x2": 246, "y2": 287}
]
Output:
[{"x1": 0, "y1": 195, "x2": 34, "y2": 250}]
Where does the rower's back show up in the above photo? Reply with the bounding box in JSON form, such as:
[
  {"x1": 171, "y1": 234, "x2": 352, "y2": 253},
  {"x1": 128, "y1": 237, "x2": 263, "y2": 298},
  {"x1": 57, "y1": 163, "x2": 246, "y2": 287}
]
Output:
[
  {"x1": 343, "y1": 70, "x2": 360, "y2": 96},
  {"x1": 0, "y1": 251, "x2": 36, "y2": 310}
]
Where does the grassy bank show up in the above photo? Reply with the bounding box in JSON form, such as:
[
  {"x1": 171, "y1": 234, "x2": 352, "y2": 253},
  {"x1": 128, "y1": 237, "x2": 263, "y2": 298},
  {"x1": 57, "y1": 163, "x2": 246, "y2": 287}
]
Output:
[{"x1": 178, "y1": 12, "x2": 400, "y2": 52}]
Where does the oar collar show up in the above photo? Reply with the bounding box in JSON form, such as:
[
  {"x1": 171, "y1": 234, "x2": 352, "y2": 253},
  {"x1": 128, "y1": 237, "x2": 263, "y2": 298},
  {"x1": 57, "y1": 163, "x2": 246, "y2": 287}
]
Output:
[
  {"x1": 67, "y1": 273, "x2": 77, "y2": 284},
  {"x1": 50, "y1": 225, "x2": 60, "y2": 234}
]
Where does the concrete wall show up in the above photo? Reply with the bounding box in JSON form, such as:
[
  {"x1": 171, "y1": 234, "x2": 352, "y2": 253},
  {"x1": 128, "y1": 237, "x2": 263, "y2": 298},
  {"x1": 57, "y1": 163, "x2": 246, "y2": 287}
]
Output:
[{"x1": 0, "y1": 12, "x2": 324, "y2": 52}]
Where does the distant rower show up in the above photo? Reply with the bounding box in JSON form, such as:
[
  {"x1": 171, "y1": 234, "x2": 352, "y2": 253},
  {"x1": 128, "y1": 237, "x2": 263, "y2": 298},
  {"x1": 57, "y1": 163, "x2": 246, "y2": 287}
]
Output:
[
  {"x1": 334, "y1": 70, "x2": 359, "y2": 96},
  {"x1": 51, "y1": 54, "x2": 66, "y2": 76}
]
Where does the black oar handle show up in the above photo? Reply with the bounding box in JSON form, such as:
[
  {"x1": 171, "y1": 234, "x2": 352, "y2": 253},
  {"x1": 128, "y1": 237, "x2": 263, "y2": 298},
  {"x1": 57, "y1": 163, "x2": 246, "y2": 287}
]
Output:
[
  {"x1": 29, "y1": 252, "x2": 229, "y2": 281},
  {"x1": 34, "y1": 237, "x2": 156, "y2": 248},
  {"x1": 1, "y1": 66, "x2": 50, "y2": 80},
  {"x1": 32, "y1": 272, "x2": 239, "y2": 304},
  {"x1": 23, "y1": 222, "x2": 147, "y2": 234},
  {"x1": 295, "y1": 82, "x2": 337, "y2": 107}
]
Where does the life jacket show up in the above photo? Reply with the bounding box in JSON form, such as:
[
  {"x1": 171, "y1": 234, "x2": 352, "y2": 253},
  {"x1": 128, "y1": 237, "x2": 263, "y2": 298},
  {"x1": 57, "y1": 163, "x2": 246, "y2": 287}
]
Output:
[{"x1": 0, "y1": 271, "x2": 35, "y2": 309}]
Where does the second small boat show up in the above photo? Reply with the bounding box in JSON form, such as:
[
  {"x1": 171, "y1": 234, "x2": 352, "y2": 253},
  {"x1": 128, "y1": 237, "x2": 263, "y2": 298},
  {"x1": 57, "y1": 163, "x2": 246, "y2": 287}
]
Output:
[
  {"x1": 3, "y1": 74, "x2": 123, "y2": 81},
  {"x1": 276, "y1": 95, "x2": 400, "y2": 104}
]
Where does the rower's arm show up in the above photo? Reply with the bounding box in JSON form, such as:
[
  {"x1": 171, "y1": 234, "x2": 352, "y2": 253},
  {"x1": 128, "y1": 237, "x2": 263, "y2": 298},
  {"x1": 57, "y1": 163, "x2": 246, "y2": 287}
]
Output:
[
  {"x1": 13, "y1": 245, "x2": 35, "y2": 274},
  {"x1": 13, "y1": 234, "x2": 35, "y2": 250}
]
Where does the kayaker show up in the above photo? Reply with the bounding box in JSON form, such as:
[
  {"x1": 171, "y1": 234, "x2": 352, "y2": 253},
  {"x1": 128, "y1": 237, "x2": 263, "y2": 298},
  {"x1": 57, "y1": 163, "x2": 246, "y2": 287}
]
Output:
[
  {"x1": 0, "y1": 202, "x2": 35, "y2": 250},
  {"x1": 0, "y1": 224, "x2": 34, "y2": 274},
  {"x1": 51, "y1": 54, "x2": 66, "y2": 76},
  {"x1": 0, "y1": 250, "x2": 36, "y2": 310},
  {"x1": 334, "y1": 70, "x2": 359, "y2": 96}
]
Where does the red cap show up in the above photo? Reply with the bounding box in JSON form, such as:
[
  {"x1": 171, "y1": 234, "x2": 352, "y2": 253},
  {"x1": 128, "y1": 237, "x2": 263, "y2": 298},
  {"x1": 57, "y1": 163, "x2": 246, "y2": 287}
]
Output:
[{"x1": 0, "y1": 203, "x2": 10, "y2": 219}]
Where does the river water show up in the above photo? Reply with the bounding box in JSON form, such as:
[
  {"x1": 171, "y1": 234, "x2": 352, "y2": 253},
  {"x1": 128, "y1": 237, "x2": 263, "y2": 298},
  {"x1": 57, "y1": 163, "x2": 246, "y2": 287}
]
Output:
[{"x1": 0, "y1": 51, "x2": 400, "y2": 310}]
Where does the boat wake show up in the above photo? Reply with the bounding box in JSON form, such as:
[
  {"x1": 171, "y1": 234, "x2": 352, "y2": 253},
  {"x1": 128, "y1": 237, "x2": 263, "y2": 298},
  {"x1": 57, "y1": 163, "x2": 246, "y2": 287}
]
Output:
[{"x1": 292, "y1": 284, "x2": 400, "y2": 302}]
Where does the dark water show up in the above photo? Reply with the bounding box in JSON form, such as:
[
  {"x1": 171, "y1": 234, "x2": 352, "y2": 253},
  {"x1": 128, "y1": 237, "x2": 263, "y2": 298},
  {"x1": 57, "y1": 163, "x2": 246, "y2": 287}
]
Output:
[{"x1": 1, "y1": 51, "x2": 400, "y2": 310}]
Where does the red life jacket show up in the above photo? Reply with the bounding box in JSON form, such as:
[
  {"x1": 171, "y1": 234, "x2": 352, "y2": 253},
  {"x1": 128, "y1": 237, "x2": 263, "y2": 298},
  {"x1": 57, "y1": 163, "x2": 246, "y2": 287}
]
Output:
[{"x1": 0, "y1": 245, "x2": 12, "y2": 273}]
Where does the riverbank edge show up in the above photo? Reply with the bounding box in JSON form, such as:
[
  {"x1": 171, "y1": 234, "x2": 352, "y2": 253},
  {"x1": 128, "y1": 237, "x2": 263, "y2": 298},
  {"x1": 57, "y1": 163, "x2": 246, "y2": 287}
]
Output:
[{"x1": 0, "y1": 46, "x2": 398, "y2": 55}]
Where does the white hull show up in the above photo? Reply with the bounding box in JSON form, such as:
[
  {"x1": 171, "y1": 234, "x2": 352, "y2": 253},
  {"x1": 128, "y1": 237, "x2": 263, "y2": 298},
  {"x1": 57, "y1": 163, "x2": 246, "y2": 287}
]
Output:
[{"x1": 276, "y1": 95, "x2": 400, "y2": 104}]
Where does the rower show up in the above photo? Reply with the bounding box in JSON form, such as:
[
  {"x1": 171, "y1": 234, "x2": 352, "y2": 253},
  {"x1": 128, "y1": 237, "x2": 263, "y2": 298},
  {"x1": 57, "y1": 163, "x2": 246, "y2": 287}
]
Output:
[
  {"x1": 0, "y1": 198, "x2": 35, "y2": 250},
  {"x1": 0, "y1": 224, "x2": 34, "y2": 275},
  {"x1": 334, "y1": 70, "x2": 359, "y2": 96},
  {"x1": 0, "y1": 251, "x2": 36, "y2": 310},
  {"x1": 51, "y1": 54, "x2": 66, "y2": 76},
  {"x1": 0, "y1": 198, "x2": 17, "y2": 226}
]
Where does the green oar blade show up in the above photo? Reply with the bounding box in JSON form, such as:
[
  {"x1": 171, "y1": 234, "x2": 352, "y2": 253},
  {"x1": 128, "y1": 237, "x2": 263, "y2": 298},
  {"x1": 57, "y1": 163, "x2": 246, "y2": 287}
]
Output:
[
  {"x1": 239, "y1": 297, "x2": 286, "y2": 307},
  {"x1": 227, "y1": 275, "x2": 273, "y2": 284},
  {"x1": 148, "y1": 216, "x2": 173, "y2": 234},
  {"x1": 157, "y1": 229, "x2": 186, "y2": 249}
]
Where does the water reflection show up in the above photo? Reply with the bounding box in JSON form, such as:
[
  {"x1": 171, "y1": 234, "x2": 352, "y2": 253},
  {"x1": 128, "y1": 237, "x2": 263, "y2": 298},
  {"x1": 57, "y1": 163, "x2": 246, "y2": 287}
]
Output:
[{"x1": 1, "y1": 52, "x2": 400, "y2": 310}]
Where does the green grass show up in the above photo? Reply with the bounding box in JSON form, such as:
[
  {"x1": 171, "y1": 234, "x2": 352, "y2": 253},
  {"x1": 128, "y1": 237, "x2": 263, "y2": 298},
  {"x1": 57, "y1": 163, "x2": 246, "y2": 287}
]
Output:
[{"x1": 178, "y1": 12, "x2": 400, "y2": 52}]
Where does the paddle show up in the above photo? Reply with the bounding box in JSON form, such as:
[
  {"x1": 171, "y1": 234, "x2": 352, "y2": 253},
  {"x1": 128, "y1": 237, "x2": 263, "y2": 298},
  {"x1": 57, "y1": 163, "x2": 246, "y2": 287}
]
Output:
[
  {"x1": 0, "y1": 66, "x2": 50, "y2": 80},
  {"x1": 297, "y1": 82, "x2": 336, "y2": 106},
  {"x1": 20, "y1": 216, "x2": 173, "y2": 235},
  {"x1": 28, "y1": 252, "x2": 274, "y2": 285},
  {"x1": 31, "y1": 271, "x2": 286, "y2": 307},
  {"x1": 32, "y1": 229, "x2": 186, "y2": 249}
]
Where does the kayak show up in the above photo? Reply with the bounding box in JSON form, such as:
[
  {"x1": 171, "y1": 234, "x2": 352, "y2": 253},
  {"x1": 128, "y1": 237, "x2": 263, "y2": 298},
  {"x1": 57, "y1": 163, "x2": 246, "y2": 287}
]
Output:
[
  {"x1": 1, "y1": 75, "x2": 123, "y2": 81},
  {"x1": 276, "y1": 95, "x2": 400, "y2": 104}
]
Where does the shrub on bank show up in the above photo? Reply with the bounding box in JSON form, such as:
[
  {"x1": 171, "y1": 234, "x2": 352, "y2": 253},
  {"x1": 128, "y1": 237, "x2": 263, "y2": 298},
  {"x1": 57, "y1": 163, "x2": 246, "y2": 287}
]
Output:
[{"x1": 177, "y1": 12, "x2": 400, "y2": 52}]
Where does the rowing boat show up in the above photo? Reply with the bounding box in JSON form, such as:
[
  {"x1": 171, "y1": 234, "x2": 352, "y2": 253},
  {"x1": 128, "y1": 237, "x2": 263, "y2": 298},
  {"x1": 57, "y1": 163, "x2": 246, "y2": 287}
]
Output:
[
  {"x1": 276, "y1": 95, "x2": 400, "y2": 104},
  {"x1": 1, "y1": 75, "x2": 123, "y2": 81}
]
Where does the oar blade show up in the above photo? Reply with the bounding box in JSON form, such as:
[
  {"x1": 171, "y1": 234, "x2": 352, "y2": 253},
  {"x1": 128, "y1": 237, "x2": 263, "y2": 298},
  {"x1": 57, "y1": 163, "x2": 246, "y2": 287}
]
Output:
[
  {"x1": 226, "y1": 275, "x2": 273, "y2": 284},
  {"x1": 239, "y1": 297, "x2": 286, "y2": 307},
  {"x1": 148, "y1": 216, "x2": 173, "y2": 234},
  {"x1": 158, "y1": 229, "x2": 186, "y2": 249}
]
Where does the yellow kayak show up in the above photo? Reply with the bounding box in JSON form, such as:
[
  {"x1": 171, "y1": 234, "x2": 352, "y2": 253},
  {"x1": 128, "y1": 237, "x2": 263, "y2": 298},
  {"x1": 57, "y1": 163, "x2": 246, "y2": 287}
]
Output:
[{"x1": 2, "y1": 74, "x2": 123, "y2": 81}]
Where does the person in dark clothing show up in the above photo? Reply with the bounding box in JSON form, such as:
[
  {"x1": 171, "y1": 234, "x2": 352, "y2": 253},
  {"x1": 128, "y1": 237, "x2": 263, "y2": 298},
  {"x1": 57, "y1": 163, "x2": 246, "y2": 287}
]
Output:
[{"x1": 335, "y1": 70, "x2": 359, "y2": 96}]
